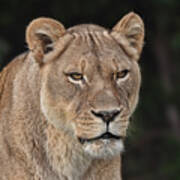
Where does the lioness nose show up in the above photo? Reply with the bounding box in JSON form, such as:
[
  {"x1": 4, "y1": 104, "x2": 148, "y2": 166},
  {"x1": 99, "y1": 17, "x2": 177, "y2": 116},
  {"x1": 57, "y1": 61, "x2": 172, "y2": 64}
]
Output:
[{"x1": 91, "y1": 109, "x2": 120, "y2": 124}]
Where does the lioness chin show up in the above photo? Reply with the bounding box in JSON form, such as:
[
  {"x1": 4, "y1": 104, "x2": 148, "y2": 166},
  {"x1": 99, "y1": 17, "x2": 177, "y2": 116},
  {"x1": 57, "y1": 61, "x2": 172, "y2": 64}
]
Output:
[{"x1": 0, "y1": 12, "x2": 144, "y2": 180}]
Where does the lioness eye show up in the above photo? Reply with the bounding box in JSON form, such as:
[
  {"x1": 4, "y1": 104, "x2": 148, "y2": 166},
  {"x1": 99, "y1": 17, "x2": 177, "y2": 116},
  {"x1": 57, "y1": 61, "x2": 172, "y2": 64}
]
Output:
[
  {"x1": 69, "y1": 72, "x2": 84, "y2": 81},
  {"x1": 116, "y1": 69, "x2": 129, "y2": 79}
]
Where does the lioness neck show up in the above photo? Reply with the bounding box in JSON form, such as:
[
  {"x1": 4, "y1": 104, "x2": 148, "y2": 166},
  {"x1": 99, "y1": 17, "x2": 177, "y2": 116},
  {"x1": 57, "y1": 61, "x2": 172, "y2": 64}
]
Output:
[
  {"x1": 83, "y1": 156, "x2": 121, "y2": 180},
  {"x1": 46, "y1": 124, "x2": 121, "y2": 180}
]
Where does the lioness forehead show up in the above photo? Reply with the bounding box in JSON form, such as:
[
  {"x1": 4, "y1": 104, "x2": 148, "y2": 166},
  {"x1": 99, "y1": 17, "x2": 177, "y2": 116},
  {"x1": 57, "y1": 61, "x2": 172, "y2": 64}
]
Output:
[
  {"x1": 67, "y1": 24, "x2": 124, "y2": 54},
  {"x1": 68, "y1": 24, "x2": 107, "y2": 33},
  {"x1": 61, "y1": 24, "x2": 130, "y2": 68}
]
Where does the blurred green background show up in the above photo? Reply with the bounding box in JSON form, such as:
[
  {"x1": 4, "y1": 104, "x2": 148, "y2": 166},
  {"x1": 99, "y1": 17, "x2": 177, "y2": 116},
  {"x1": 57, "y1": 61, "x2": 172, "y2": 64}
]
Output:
[{"x1": 0, "y1": 0, "x2": 180, "y2": 179}]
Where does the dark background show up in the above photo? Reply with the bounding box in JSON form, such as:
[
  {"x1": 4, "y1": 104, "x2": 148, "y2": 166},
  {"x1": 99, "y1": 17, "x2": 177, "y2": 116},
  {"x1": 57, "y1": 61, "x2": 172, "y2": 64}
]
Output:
[{"x1": 0, "y1": 0, "x2": 180, "y2": 179}]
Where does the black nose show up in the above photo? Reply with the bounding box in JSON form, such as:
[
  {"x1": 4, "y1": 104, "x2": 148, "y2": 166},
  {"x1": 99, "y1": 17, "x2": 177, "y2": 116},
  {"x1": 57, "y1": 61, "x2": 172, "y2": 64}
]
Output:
[{"x1": 91, "y1": 109, "x2": 120, "y2": 124}]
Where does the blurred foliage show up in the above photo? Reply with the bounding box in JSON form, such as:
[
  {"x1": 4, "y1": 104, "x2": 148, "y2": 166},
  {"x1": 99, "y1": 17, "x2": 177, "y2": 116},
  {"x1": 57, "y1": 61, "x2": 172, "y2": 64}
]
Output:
[{"x1": 0, "y1": 0, "x2": 180, "y2": 179}]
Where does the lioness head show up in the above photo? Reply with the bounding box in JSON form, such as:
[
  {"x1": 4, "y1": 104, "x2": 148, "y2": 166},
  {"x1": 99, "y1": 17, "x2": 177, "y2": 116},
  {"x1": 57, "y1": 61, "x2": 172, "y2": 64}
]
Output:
[{"x1": 26, "y1": 12, "x2": 144, "y2": 158}]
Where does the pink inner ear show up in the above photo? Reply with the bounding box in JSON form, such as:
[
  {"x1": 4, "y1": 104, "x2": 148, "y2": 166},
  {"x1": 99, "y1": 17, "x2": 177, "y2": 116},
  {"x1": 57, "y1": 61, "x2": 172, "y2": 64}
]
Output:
[{"x1": 36, "y1": 33, "x2": 54, "y2": 54}]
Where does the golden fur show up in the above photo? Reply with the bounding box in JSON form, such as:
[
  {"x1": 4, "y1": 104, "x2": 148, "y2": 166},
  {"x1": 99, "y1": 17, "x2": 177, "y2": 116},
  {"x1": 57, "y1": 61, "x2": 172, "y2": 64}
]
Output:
[{"x1": 0, "y1": 12, "x2": 144, "y2": 180}]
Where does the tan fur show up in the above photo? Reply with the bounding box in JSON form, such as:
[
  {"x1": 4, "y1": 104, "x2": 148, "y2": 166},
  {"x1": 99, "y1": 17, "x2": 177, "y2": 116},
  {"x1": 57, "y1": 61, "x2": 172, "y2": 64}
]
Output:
[{"x1": 0, "y1": 12, "x2": 144, "y2": 180}]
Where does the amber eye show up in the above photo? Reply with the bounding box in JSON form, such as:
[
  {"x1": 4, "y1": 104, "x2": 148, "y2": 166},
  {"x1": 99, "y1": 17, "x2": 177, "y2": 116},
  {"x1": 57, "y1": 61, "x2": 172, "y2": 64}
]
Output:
[
  {"x1": 116, "y1": 69, "x2": 129, "y2": 79},
  {"x1": 68, "y1": 72, "x2": 84, "y2": 81}
]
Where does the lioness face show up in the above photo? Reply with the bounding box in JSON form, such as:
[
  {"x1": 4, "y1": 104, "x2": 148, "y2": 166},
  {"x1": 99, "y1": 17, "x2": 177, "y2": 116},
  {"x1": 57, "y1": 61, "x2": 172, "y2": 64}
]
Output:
[
  {"x1": 40, "y1": 25, "x2": 141, "y2": 158},
  {"x1": 27, "y1": 13, "x2": 144, "y2": 158}
]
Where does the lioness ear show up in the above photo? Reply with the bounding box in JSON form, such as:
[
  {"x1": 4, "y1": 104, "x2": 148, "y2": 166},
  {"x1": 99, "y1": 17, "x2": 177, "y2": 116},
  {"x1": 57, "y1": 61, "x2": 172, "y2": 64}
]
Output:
[
  {"x1": 111, "y1": 12, "x2": 144, "y2": 61},
  {"x1": 26, "y1": 17, "x2": 65, "y2": 63}
]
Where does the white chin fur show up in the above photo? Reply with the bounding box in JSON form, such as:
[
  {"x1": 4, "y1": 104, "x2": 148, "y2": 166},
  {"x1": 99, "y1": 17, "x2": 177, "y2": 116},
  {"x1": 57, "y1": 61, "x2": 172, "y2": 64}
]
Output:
[{"x1": 83, "y1": 139, "x2": 124, "y2": 159}]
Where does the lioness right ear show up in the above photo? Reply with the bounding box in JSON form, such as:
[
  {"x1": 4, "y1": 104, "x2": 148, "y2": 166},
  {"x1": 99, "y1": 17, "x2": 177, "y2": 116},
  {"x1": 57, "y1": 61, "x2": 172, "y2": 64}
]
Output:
[
  {"x1": 111, "y1": 12, "x2": 144, "y2": 61},
  {"x1": 26, "y1": 17, "x2": 65, "y2": 63}
]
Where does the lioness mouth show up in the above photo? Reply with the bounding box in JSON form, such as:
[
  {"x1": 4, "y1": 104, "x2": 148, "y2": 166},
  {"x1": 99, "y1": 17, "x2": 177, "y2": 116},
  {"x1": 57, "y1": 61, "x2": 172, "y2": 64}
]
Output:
[{"x1": 78, "y1": 132, "x2": 122, "y2": 144}]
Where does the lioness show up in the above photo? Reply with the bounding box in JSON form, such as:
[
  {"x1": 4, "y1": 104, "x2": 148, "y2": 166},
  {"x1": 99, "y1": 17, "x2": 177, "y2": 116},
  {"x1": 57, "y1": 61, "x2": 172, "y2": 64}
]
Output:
[{"x1": 0, "y1": 12, "x2": 144, "y2": 180}]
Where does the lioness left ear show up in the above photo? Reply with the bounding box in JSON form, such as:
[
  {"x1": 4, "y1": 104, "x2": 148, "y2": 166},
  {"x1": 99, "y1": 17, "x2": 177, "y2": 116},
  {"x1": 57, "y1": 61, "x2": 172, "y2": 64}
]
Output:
[
  {"x1": 111, "y1": 12, "x2": 144, "y2": 61},
  {"x1": 26, "y1": 17, "x2": 65, "y2": 63}
]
